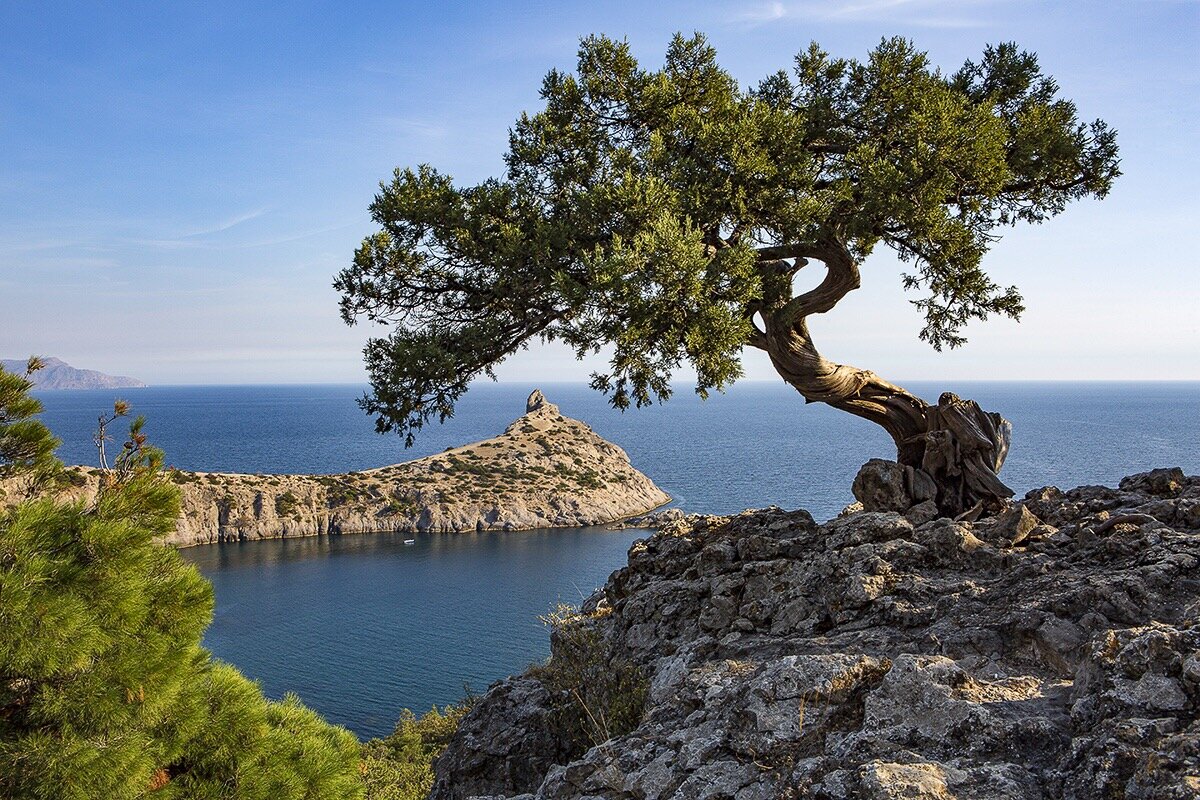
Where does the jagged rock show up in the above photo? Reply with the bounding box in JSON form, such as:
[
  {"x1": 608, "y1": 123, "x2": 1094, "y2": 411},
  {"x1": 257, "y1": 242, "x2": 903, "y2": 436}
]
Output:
[
  {"x1": 839, "y1": 501, "x2": 865, "y2": 517},
  {"x1": 525, "y1": 389, "x2": 552, "y2": 413},
  {"x1": 431, "y1": 677, "x2": 575, "y2": 800},
  {"x1": 856, "y1": 761, "x2": 956, "y2": 800},
  {"x1": 610, "y1": 507, "x2": 688, "y2": 531},
  {"x1": 853, "y1": 458, "x2": 937, "y2": 513},
  {"x1": 433, "y1": 470, "x2": 1200, "y2": 799},
  {"x1": 973, "y1": 503, "x2": 1041, "y2": 546},
  {"x1": 1120, "y1": 467, "x2": 1186, "y2": 497},
  {"x1": 904, "y1": 500, "x2": 940, "y2": 526}
]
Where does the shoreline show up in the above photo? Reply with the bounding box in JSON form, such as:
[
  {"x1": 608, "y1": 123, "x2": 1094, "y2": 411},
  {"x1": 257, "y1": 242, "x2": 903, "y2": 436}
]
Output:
[
  {"x1": 31, "y1": 391, "x2": 672, "y2": 548},
  {"x1": 180, "y1": 508, "x2": 673, "y2": 553}
]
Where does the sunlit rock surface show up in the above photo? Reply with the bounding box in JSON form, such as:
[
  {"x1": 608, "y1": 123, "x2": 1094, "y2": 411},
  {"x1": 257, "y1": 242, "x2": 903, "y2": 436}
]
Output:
[
  {"x1": 15, "y1": 390, "x2": 670, "y2": 547},
  {"x1": 433, "y1": 468, "x2": 1200, "y2": 800}
]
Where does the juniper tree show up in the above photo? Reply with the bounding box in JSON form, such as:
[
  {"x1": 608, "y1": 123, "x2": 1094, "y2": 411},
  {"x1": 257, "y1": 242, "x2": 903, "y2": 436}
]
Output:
[
  {"x1": 336, "y1": 34, "x2": 1119, "y2": 515},
  {"x1": 0, "y1": 362, "x2": 363, "y2": 799}
]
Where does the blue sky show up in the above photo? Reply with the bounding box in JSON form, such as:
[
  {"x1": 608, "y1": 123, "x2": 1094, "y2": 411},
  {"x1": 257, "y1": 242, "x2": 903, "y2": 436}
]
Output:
[{"x1": 1, "y1": 0, "x2": 1197, "y2": 384}]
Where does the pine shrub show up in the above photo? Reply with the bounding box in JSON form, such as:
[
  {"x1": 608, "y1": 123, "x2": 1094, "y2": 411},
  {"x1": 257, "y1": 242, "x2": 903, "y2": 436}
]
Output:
[
  {"x1": 0, "y1": 361, "x2": 363, "y2": 799},
  {"x1": 360, "y1": 704, "x2": 472, "y2": 800}
]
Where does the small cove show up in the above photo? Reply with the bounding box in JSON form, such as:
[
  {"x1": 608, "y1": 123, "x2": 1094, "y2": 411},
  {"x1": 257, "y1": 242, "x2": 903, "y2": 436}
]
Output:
[{"x1": 181, "y1": 526, "x2": 646, "y2": 738}]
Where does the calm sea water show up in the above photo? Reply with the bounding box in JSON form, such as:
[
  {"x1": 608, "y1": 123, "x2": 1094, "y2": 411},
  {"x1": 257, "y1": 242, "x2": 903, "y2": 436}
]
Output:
[{"x1": 33, "y1": 381, "x2": 1200, "y2": 737}]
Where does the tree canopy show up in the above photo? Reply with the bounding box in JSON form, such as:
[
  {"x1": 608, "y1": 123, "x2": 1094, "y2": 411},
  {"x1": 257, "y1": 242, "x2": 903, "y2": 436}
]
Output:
[{"x1": 337, "y1": 34, "x2": 1118, "y2": 446}]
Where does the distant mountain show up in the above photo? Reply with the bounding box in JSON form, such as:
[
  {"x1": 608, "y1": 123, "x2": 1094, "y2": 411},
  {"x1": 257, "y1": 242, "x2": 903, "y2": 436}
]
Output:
[{"x1": 0, "y1": 357, "x2": 147, "y2": 390}]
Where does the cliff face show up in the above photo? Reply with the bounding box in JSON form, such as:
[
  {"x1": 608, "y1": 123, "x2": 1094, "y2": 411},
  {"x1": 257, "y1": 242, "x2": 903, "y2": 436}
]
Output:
[
  {"x1": 39, "y1": 390, "x2": 667, "y2": 547},
  {"x1": 1, "y1": 357, "x2": 146, "y2": 389},
  {"x1": 432, "y1": 468, "x2": 1200, "y2": 800}
]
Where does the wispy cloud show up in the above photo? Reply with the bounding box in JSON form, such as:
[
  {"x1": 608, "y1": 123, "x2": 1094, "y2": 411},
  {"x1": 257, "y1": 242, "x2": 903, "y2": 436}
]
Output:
[
  {"x1": 733, "y1": 0, "x2": 1007, "y2": 28},
  {"x1": 238, "y1": 221, "x2": 360, "y2": 249},
  {"x1": 377, "y1": 117, "x2": 449, "y2": 139},
  {"x1": 833, "y1": 0, "x2": 925, "y2": 16},
  {"x1": 184, "y1": 207, "x2": 270, "y2": 238},
  {"x1": 121, "y1": 220, "x2": 358, "y2": 252},
  {"x1": 0, "y1": 255, "x2": 118, "y2": 271},
  {"x1": 0, "y1": 237, "x2": 92, "y2": 253},
  {"x1": 736, "y1": 1, "x2": 789, "y2": 23}
]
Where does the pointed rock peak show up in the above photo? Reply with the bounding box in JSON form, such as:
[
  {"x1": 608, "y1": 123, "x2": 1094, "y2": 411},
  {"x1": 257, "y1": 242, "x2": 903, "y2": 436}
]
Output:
[{"x1": 526, "y1": 389, "x2": 552, "y2": 413}]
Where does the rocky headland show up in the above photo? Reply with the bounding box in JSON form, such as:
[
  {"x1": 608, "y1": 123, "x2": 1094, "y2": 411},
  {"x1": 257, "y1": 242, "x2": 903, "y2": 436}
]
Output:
[
  {"x1": 1, "y1": 357, "x2": 146, "y2": 389},
  {"x1": 10, "y1": 391, "x2": 669, "y2": 547},
  {"x1": 431, "y1": 465, "x2": 1200, "y2": 800}
]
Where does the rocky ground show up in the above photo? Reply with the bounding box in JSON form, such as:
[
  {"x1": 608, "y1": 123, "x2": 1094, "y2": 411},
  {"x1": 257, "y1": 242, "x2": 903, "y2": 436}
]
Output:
[
  {"x1": 431, "y1": 465, "x2": 1200, "y2": 799},
  {"x1": 4, "y1": 391, "x2": 669, "y2": 547}
]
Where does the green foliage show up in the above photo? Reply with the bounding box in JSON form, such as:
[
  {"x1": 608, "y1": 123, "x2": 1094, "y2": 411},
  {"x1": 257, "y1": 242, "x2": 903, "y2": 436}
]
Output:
[
  {"x1": 360, "y1": 704, "x2": 472, "y2": 800},
  {"x1": 166, "y1": 665, "x2": 364, "y2": 800},
  {"x1": 532, "y1": 604, "x2": 648, "y2": 755},
  {"x1": 316, "y1": 476, "x2": 366, "y2": 508},
  {"x1": 0, "y1": 370, "x2": 363, "y2": 799},
  {"x1": 551, "y1": 463, "x2": 603, "y2": 490},
  {"x1": 61, "y1": 467, "x2": 89, "y2": 488},
  {"x1": 0, "y1": 358, "x2": 60, "y2": 490},
  {"x1": 337, "y1": 34, "x2": 1118, "y2": 443},
  {"x1": 384, "y1": 491, "x2": 419, "y2": 516},
  {"x1": 274, "y1": 490, "x2": 300, "y2": 517},
  {"x1": 168, "y1": 469, "x2": 201, "y2": 485}
]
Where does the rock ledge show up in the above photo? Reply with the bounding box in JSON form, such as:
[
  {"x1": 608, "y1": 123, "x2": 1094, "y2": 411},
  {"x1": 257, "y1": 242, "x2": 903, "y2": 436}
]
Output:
[{"x1": 433, "y1": 468, "x2": 1200, "y2": 800}]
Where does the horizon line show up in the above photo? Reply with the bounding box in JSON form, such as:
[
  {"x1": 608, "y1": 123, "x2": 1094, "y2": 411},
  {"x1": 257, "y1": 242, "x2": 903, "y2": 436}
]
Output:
[{"x1": 30, "y1": 377, "x2": 1200, "y2": 391}]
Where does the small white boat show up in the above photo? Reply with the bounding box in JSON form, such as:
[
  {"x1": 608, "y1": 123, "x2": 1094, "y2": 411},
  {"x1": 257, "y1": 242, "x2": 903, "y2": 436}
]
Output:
[{"x1": 403, "y1": 538, "x2": 416, "y2": 546}]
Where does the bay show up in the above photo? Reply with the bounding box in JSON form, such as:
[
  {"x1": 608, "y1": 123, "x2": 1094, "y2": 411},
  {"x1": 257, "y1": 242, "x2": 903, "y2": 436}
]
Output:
[
  {"x1": 181, "y1": 528, "x2": 643, "y2": 739},
  {"x1": 33, "y1": 381, "x2": 1200, "y2": 737}
]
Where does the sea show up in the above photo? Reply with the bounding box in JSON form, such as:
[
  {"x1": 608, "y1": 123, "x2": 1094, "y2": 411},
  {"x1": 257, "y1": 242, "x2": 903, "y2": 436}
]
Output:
[{"x1": 33, "y1": 381, "x2": 1200, "y2": 738}]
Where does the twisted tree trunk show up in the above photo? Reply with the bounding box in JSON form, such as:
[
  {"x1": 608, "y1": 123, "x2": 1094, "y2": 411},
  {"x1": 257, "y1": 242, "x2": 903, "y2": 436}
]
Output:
[{"x1": 748, "y1": 241, "x2": 1014, "y2": 517}]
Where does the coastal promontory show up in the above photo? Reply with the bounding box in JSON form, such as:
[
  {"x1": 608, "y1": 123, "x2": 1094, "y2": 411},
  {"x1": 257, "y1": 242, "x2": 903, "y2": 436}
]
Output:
[
  {"x1": 0, "y1": 357, "x2": 146, "y2": 390},
  {"x1": 29, "y1": 390, "x2": 669, "y2": 547}
]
